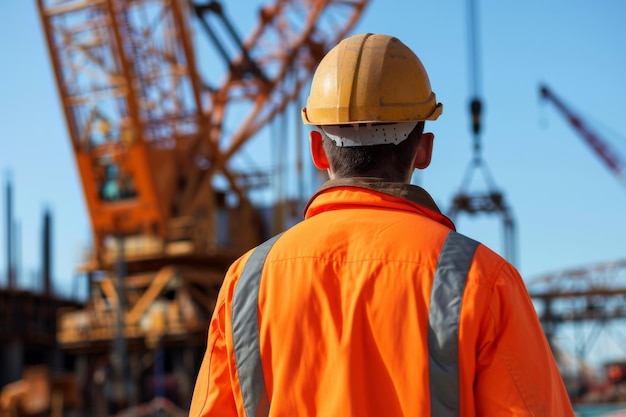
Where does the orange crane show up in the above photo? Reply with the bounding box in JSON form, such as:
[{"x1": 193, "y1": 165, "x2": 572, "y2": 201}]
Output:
[
  {"x1": 35, "y1": 0, "x2": 368, "y2": 414},
  {"x1": 539, "y1": 84, "x2": 626, "y2": 189},
  {"x1": 37, "y1": 0, "x2": 369, "y2": 267}
]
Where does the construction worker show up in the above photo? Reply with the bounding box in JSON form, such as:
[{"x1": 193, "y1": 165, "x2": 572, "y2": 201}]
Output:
[{"x1": 190, "y1": 33, "x2": 575, "y2": 416}]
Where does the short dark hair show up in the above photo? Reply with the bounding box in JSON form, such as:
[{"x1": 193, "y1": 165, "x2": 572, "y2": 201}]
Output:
[{"x1": 321, "y1": 122, "x2": 425, "y2": 181}]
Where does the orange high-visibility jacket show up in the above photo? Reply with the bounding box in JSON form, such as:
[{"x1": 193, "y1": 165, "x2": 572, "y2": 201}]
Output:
[{"x1": 190, "y1": 179, "x2": 575, "y2": 417}]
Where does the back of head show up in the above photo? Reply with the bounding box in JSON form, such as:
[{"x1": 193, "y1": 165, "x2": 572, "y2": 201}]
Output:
[{"x1": 301, "y1": 33, "x2": 442, "y2": 180}]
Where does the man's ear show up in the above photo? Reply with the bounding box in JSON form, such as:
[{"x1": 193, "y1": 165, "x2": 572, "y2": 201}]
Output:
[
  {"x1": 413, "y1": 132, "x2": 434, "y2": 169},
  {"x1": 310, "y1": 130, "x2": 330, "y2": 170}
]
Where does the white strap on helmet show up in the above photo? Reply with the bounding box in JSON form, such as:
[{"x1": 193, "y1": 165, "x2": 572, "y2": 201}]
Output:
[{"x1": 321, "y1": 122, "x2": 418, "y2": 147}]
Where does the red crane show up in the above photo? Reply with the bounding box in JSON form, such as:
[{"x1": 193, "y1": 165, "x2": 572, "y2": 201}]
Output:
[{"x1": 539, "y1": 84, "x2": 626, "y2": 189}]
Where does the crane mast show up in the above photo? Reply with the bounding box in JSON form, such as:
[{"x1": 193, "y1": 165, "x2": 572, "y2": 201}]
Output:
[{"x1": 38, "y1": 0, "x2": 214, "y2": 266}]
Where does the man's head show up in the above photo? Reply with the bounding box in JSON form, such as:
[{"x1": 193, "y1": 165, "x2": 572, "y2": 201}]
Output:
[{"x1": 301, "y1": 33, "x2": 442, "y2": 182}]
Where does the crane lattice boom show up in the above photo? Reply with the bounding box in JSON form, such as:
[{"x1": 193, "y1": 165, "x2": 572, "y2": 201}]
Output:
[{"x1": 37, "y1": 0, "x2": 369, "y2": 268}]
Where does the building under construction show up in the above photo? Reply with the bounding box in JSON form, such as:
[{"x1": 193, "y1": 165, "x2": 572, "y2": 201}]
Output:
[{"x1": 0, "y1": 179, "x2": 82, "y2": 416}]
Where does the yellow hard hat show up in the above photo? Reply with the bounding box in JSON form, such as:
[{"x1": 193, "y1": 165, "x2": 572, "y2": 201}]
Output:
[{"x1": 301, "y1": 33, "x2": 442, "y2": 128}]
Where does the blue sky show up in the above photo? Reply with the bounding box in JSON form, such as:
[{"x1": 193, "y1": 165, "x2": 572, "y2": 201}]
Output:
[{"x1": 1, "y1": 1, "x2": 626, "y2": 366}]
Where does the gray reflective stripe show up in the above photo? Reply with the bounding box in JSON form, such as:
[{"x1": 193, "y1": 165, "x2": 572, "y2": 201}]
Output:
[
  {"x1": 232, "y1": 233, "x2": 282, "y2": 417},
  {"x1": 428, "y1": 231, "x2": 479, "y2": 417},
  {"x1": 232, "y1": 230, "x2": 478, "y2": 417}
]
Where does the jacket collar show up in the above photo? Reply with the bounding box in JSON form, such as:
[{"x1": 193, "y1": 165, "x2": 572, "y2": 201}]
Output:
[{"x1": 304, "y1": 177, "x2": 455, "y2": 230}]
